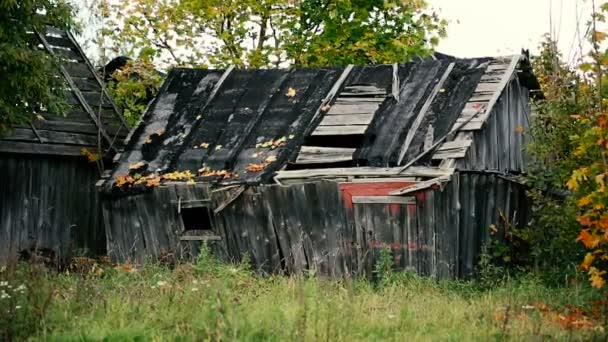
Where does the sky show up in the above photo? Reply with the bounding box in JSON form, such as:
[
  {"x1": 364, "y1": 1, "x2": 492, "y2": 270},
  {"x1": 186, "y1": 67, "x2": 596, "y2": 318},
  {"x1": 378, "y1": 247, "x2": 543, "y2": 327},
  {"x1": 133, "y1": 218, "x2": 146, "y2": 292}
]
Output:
[{"x1": 428, "y1": 0, "x2": 595, "y2": 63}]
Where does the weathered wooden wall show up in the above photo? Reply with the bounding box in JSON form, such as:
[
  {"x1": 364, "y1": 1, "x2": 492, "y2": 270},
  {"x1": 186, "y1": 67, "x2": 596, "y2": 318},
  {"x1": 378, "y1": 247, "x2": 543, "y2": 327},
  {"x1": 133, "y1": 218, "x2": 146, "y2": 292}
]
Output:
[
  {"x1": 0, "y1": 155, "x2": 105, "y2": 265},
  {"x1": 457, "y1": 76, "x2": 530, "y2": 172},
  {"x1": 102, "y1": 174, "x2": 528, "y2": 279}
]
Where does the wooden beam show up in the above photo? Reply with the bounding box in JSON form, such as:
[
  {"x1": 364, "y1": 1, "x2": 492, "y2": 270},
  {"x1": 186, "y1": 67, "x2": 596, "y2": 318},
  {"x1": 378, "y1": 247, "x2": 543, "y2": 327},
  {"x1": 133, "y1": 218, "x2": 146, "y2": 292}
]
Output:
[
  {"x1": 0, "y1": 140, "x2": 84, "y2": 156},
  {"x1": 389, "y1": 175, "x2": 451, "y2": 196},
  {"x1": 397, "y1": 62, "x2": 455, "y2": 165},
  {"x1": 275, "y1": 166, "x2": 454, "y2": 181},
  {"x1": 352, "y1": 196, "x2": 415, "y2": 204},
  {"x1": 392, "y1": 63, "x2": 400, "y2": 102},
  {"x1": 318, "y1": 114, "x2": 374, "y2": 126},
  {"x1": 180, "y1": 235, "x2": 222, "y2": 241},
  {"x1": 295, "y1": 146, "x2": 355, "y2": 164},
  {"x1": 311, "y1": 125, "x2": 367, "y2": 136},
  {"x1": 326, "y1": 103, "x2": 379, "y2": 115}
]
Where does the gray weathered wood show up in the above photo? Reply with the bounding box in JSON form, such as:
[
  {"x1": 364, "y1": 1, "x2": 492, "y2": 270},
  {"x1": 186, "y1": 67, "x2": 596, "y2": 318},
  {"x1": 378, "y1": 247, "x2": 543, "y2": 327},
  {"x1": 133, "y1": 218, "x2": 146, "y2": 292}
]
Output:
[
  {"x1": 311, "y1": 125, "x2": 367, "y2": 136},
  {"x1": 326, "y1": 103, "x2": 379, "y2": 115},
  {"x1": 296, "y1": 146, "x2": 355, "y2": 164},
  {"x1": 319, "y1": 113, "x2": 374, "y2": 126},
  {"x1": 275, "y1": 166, "x2": 453, "y2": 181},
  {"x1": 397, "y1": 62, "x2": 455, "y2": 165}
]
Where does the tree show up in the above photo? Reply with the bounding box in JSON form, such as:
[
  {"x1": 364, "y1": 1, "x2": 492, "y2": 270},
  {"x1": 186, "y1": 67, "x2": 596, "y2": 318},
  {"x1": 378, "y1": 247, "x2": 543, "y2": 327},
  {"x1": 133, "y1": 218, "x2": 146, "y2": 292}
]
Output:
[
  {"x1": 100, "y1": 0, "x2": 445, "y2": 69},
  {"x1": 0, "y1": 0, "x2": 75, "y2": 133},
  {"x1": 284, "y1": 0, "x2": 447, "y2": 67}
]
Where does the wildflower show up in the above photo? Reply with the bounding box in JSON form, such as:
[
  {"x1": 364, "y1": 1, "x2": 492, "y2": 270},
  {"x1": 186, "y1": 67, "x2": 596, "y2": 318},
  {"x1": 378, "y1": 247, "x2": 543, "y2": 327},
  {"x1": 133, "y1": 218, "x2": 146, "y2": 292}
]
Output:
[
  {"x1": 191, "y1": 287, "x2": 199, "y2": 292},
  {"x1": 193, "y1": 280, "x2": 199, "y2": 285},
  {"x1": 0, "y1": 281, "x2": 7, "y2": 287},
  {"x1": 15, "y1": 306, "x2": 21, "y2": 310},
  {"x1": 156, "y1": 280, "x2": 167, "y2": 287},
  {"x1": 15, "y1": 284, "x2": 26, "y2": 292},
  {"x1": 1, "y1": 291, "x2": 10, "y2": 299}
]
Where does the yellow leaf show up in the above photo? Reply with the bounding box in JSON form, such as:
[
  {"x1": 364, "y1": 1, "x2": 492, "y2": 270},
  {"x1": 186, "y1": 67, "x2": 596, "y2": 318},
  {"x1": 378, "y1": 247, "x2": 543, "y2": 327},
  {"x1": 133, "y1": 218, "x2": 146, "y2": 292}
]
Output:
[
  {"x1": 581, "y1": 252, "x2": 595, "y2": 270},
  {"x1": 129, "y1": 161, "x2": 146, "y2": 170},
  {"x1": 594, "y1": 30, "x2": 608, "y2": 43},
  {"x1": 36, "y1": 114, "x2": 45, "y2": 121},
  {"x1": 286, "y1": 87, "x2": 297, "y2": 98},
  {"x1": 567, "y1": 177, "x2": 579, "y2": 191},
  {"x1": 515, "y1": 125, "x2": 525, "y2": 134},
  {"x1": 578, "y1": 196, "x2": 593, "y2": 207},
  {"x1": 215, "y1": 145, "x2": 222, "y2": 150}
]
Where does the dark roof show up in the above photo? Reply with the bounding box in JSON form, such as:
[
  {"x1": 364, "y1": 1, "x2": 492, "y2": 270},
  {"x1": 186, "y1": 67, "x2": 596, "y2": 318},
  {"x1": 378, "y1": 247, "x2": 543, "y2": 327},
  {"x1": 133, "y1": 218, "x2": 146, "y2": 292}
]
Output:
[
  {"x1": 0, "y1": 26, "x2": 128, "y2": 157},
  {"x1": 102, "y1": 54, "x2": 538, "y2": 195}
]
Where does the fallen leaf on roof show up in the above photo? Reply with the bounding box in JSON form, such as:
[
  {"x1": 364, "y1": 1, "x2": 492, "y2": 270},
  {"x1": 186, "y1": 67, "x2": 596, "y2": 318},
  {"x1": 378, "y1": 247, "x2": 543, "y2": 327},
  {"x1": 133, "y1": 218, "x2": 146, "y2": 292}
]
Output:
[
  {"x1": 320, "y1": 105, "x2": 331, "y2": 112},
  {"x1": 246, "y1": 163, "x2": 266, "y2": 172},
  {"x1": 288, "y1": 134, "x2": 295, "y2": 139},
  {"x1": 144, "y1": 137, "x2": 153, "y2": 144},
  {"x1": 129, "y1": 161, "x2": 146, "y2": 170},
  {"x1": 286, "y1": 87, "x2": 296, "y2": 98},
  {"x1": 154, "y1": 130, "x2": 165, "y2": 136},
  {"x1": 80, "y1": 148, "x2": 100, "y2": 163},
  {"x1": 252, "y1": 153, "x2": 259, "y2": 158},
  {"x1": 215, "y1": 145, "x2": 223, "y2": 150},
  {"x1": 196, "y1": 115, "x2": 202, "y2": 120},
  {"x1": 36, "y1": 114, "x2": 46, "y2": 121},
  {"x1": 265, "y1": 155, "x2": 277, "y2": 163},
  {"x1": 200, "y1": 142, "x2": 210, "y2": 149}
]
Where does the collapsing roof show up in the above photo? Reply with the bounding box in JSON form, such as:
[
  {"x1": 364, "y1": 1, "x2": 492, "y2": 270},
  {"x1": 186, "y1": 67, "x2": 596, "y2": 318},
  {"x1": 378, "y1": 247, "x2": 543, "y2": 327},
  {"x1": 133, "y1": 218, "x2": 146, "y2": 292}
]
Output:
[
  {"x1": 0, "y1": 26, "x2": 128, "y2": 157},
  {"x1": 101, "y1": 54, "x2": 537, "y2": 194}
]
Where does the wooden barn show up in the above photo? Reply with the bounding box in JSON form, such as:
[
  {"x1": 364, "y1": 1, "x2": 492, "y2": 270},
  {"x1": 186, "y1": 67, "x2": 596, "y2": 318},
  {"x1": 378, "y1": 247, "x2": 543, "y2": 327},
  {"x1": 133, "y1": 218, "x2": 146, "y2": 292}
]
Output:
[
  {"x1": 0, "y1": 27, "x2": 128, "y2": 265},
  {"x1": 99, "y1": 54, "x2": 539, "y2": 279}
]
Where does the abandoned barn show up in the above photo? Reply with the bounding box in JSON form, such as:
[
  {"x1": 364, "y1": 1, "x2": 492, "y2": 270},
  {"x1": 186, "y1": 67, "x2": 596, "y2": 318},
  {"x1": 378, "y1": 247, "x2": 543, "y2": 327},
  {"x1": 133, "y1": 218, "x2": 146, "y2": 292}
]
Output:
[
  {"x1": 99, "y1": 54, "x2": 538, "y2": 279},
  {"x1": 0, "y1": 27, "x2": 128, "y2": 264}
]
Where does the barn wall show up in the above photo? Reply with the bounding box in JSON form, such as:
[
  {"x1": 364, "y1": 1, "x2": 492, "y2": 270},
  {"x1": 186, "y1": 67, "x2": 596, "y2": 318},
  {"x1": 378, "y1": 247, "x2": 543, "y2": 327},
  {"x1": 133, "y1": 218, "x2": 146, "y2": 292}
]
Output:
[
  {"x1": 432, "y1": 172, "x2": 530, "y2": 278},
  {"x1": 458, "y1": 77, "x2": 531, "y2": 172},
  {"x1": 0, "y1": 154, "x2": 104, "y2": 265},
  {"x1": 103, "y1": 174, "x2": 529, "y2": 280}
]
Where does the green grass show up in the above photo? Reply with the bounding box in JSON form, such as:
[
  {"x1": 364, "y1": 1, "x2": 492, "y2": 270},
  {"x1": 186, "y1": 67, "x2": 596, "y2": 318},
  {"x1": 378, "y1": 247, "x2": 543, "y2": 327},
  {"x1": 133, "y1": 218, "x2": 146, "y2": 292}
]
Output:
[{"x1": 1, "y1": 252, "x2": 607, "y2": 341}]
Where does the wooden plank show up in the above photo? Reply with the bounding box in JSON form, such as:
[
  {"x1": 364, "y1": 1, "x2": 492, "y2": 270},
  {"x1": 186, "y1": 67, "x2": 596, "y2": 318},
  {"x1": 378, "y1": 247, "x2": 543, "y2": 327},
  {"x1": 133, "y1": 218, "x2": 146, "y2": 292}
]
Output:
[
  {"x1": 2, "y1": 127, "x2": 99, "y2": 146},
  {"x1": 179, "y1": 235, "x2": 222, "y2": 241},
  {"x1": 51, "y1": 47, "x2": 83, "y2": 62},
  {"x1": 468, "y1": 93, "x2": 493, "y2": 102},
  {"x1": 475, "y1": 83, "x2": 500, "y2": 93},
  {"x1": 352, "y1": 196, "x2": 415, "y2": 204},
  {"x1": 275, "y1": 166, "x2": 454, "y2": 181},
  {"x1": 71, "y1": 77, "x2": 101, "y2": 91},
  {"x1": 343, "y1": 85, "x2": 385, "y2": 93},
  {"x1": 305, "y1": 65, "x2": 354, "y2": 136},
  {"x1": 389, "y1": 175, "x2": 452, "y2": 195},
  {"x1": 397, "y1": 62, "x2": 456, "y2": 165},
  {"x1": 296, "y1": 146, "x2": 355, "y2": 164},
  {"x1": 432, "y1": 149, "x2": 469, "y2": 160},
  {"x1": 0, "y1": 140, "x2": 84, "y2": 156},
  {"x1": 43, "y1": 35, "x2": 73, "y2": 48},
  {"x1": 311, "y1": 125, "x2": 367, "y2": 136},
  {"x1": 392, "y1": 63, "x2": 400, "y2": 101},
  {"x1": 334, "y1": 97, "x2": 385, "y2": 103},
  {"x1": 326, "y1": 103, "x2": 379, "y2": 115},
  {"x1": 64, "y1": 62, "x2": 96, "y2": 79},
  {"x1": 435, "y1": 140, "x2": 473, "y2": 151},
  {"x1": 319, "y1": 113, "x2": 374, "y2": 126}
]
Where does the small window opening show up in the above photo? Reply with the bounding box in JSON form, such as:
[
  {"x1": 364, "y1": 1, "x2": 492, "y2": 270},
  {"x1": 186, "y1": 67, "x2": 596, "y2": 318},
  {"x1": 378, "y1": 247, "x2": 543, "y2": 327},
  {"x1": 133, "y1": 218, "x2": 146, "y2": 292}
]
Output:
[{"x1": 180, "y1": 206, "x2": 214, "y2": 231}]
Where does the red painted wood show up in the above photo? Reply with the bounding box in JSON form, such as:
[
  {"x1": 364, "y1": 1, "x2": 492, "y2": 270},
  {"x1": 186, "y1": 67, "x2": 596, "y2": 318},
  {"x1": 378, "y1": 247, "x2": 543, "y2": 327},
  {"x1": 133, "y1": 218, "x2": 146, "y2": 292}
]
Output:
[{"x1": 338, "y1": 181, "x2": 416, "y2": 209}]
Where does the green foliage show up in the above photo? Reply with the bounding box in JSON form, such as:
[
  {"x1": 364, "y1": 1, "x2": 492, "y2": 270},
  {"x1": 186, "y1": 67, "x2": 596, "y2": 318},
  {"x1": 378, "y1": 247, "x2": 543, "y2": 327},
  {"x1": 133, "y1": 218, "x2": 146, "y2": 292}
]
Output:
[
  {"x1": 106, "y1": 57, "x2": 163, "y2": 126},
  {"x1": 0, "y1": 0, "x2": 75, "y2": 133},
  {"x1": 100, "y1": 0, "x2": 445, "y2": 69},
  {"x1": 284, "y1": 0, "x2": 446, "y2": 67}
]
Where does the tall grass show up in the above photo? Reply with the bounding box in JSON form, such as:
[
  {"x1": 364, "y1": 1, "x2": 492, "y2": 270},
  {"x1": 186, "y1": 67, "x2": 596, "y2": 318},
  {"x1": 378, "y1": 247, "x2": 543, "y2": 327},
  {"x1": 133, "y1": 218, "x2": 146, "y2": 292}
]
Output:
[{"x1": 0, "y1": 248, "x2": 606, "y2": 341}]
